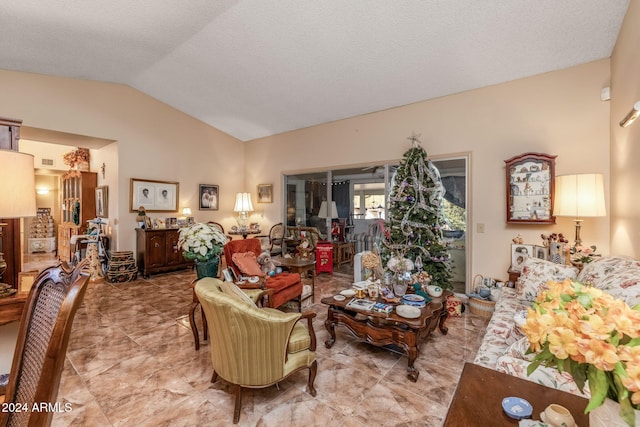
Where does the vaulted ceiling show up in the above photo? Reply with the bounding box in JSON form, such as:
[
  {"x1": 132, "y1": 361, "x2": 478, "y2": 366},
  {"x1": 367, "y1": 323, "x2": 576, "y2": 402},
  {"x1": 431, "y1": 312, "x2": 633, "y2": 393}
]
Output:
[{"x1": 0, "y1": 1, "x2": 629, "y2": 141}]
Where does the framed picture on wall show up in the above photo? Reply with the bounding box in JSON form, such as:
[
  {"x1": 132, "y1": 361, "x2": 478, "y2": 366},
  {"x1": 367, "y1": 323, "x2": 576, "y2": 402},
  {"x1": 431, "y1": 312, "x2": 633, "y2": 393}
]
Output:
[
  {"x1": 130, "y1": 178, "x2": 179, "y2": 212},
  {"x1": 199, "y1": 184, "x2": 219, "y2": 210},
  {"x1": 257, "y1": 184, "x2": 273, "y2": 203},
  {"x1": 95, "y1": 185, "x2": 108, "y2": 217}
]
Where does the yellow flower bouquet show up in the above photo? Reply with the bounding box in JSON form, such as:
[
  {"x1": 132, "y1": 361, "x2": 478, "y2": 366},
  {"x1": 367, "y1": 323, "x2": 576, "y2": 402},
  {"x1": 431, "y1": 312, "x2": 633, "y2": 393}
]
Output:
[{"x1": 522, "y1": 279, "x2": 640, "y2": 426}]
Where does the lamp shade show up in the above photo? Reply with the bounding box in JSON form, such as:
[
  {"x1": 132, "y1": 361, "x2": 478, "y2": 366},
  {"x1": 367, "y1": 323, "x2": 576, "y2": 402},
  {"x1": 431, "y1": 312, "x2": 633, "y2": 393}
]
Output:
[
  {"x1": 554, "y1": 174, "x2": 606, "y2": 218},
  {"x1": 233, "y1": 192, "x2": 254, "y2": 212},
  {"x1": 318, "y1": 201, "x2": 338, "y2": 218},
  {"x1": 182, "y1": 207, "x2": 192, "y2": 216},
  {"x1": 0, "y1": 150, "x2": 36, "y2": 218}
]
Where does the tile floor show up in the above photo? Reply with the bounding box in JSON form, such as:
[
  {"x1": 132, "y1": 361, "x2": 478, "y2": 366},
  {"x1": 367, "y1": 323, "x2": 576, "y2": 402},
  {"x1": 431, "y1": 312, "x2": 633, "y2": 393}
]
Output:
[{"x1": 21, "y1": 255, "x2": 489, "y2": 426}]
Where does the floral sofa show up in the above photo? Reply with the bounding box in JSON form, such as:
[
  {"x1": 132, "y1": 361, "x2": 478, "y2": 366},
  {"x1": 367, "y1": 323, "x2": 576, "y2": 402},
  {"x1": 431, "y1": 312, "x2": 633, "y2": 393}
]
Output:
[{"x1": 473, "y1": 255, "x2": 640, "y2": 397}]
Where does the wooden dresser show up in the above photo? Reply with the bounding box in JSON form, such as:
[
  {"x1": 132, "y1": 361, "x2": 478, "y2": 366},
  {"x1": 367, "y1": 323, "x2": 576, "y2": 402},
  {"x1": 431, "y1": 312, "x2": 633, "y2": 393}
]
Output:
[{"x1": 136, "y1": 228, "x2": 191, "y2": 278}]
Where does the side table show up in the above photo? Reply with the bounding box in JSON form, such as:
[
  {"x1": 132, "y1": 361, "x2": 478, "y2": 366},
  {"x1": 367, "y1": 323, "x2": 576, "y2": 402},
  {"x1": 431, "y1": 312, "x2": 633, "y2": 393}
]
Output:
[
  {"x1": 333, "y1": 241, "x2": 354, "y2": 268},
  {"x1": 274, "y1": 256, "x2": 316, "y2": 308},
  {"x1": 443, "y1": 362, "x2": 588, "y2": 426}
]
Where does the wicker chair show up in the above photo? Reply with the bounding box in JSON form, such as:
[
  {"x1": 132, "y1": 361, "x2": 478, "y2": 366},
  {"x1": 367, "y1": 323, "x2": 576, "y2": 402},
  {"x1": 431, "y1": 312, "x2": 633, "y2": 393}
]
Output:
[
  {"x1": 0, "y1": 260, "x2": 90, "y2": 427},
  {"x1": 195, "y1": 277, "x2": 317, "y2": 424}
]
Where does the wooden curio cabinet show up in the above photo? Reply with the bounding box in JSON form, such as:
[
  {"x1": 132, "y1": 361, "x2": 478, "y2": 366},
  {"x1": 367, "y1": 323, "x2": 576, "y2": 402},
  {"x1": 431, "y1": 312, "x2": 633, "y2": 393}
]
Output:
[
  {"x1": 136, "y1": 228, "x2": 190, "y2": 278},
  {"x1": 58, "y1": 171, "x2": 97, "y2": 262},
  {"x1": 504, "y1": 152, "x2": 556, "y2": 224}
]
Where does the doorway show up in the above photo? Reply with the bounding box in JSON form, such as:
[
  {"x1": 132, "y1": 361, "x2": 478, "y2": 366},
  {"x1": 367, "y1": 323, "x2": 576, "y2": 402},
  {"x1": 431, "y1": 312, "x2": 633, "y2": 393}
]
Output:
[{"x1": 283, "y1": 154, "x2": 469, "y2": 290}]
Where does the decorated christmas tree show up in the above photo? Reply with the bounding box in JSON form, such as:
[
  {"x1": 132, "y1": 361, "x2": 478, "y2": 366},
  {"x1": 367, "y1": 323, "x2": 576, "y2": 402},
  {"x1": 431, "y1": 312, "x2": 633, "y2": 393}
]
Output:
[{"x1": 381, "y1": 134, "x2": 452, "y2": 289}]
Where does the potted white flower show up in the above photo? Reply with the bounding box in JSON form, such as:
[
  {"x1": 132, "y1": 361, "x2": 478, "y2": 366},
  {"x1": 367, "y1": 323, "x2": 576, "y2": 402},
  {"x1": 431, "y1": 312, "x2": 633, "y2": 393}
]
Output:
[{"x1": 177, "y1": 222, "x2": 228, "y2": 278}]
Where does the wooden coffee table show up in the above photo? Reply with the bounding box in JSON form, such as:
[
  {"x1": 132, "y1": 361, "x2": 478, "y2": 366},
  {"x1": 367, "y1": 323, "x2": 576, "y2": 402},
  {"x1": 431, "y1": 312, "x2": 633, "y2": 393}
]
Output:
[
  {"x1": 321, "y1": 290, "x2": 451, "y2": 382},
  {"x1": 443, "y1": 362, "x2": 589, "y2": 426}
]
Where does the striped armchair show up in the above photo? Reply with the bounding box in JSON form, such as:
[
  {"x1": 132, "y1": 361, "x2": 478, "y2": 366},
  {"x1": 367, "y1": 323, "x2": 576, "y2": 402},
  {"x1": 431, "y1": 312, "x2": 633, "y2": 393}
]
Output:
[{"x1": 195, "y1": 278, "x2": 318, "y2": 424}]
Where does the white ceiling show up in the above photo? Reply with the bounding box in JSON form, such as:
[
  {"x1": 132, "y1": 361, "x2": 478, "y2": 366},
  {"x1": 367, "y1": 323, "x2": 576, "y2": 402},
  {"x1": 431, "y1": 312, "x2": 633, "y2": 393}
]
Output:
[{"x1": 0, "y1": 1, "x2": 629, "y2": 142}]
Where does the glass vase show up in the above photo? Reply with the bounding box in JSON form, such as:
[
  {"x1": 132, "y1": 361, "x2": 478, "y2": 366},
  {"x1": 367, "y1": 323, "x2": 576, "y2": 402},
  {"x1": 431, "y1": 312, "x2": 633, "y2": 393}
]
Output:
[{"x1": 393, "y1": 271, "x2": 412, "y2": 296}]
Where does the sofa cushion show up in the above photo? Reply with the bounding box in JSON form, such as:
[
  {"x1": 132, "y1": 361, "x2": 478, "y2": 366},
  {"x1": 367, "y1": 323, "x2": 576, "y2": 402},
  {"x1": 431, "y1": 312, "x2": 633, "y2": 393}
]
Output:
[
  {"x1": 516, "y1": 257, "x2": 578, "y2": 302},
  {"x1": 577, "y1": 255, "x2": 640, "y2": 307},
  {"x1": 232, "y1": 252, "x2": 265, "y2": 277}
]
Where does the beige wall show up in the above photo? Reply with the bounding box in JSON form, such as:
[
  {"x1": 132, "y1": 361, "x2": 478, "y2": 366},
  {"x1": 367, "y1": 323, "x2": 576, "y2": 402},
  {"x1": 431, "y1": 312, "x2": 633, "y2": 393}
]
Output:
[
  {"x1": 0, "y1": 69, "x2": 245, "y2": 252},
  {"x1": 246, "y1": 60, "x2": 612, "y2": 282},
  {"x1": 611, "y1": 1, "x2": 640, "y2": 259},
  {"x1": 0, "y1": 58, "x2": 618, "y2": 283}
]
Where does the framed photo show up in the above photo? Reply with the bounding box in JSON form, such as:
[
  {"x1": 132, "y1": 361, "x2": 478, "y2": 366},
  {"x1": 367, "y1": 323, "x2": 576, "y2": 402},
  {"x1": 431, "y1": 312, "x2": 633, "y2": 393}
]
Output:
[
  {"x1": 534, "y1": 245, "x2": 548, "y2": 261},
  {"x1": 18, "y1": 270, "x2": 39, "y2": 295},
  {"x1": 549, "y1": 241, "x2": 566, "y2": 264},
  {"x1": 511, "y1": 243, "x2": 534, "y2": 272},
  {"x1": 257, "y1": 184, "x2": 273, "y2": 203},
  {"x1": 199, "y1": 184, "x2": 219, "y2": 210},
  {"x1": 130, "y1": 178, "x2": 179, "y2": 212},
  {"x1": 223, "y1": 267, "x2": 238, "y2": 283},
  {"x1": 95, "y1": 185, "x2": 108, "y2": 217},
  {"x1": 166, "y1": 217, "x2": 177, "y2": 228}
]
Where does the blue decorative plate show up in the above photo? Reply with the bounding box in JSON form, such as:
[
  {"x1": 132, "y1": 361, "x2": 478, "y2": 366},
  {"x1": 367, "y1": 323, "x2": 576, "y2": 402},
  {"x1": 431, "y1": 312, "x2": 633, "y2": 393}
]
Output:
[{"x1": 502, "y1": 397, "x2": 533, "y2": 420}]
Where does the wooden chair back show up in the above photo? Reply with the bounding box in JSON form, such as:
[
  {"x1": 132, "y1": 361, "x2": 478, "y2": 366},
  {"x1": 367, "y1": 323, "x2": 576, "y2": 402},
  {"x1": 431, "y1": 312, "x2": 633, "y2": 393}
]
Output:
[{"x1": 0, "y1": 260, "x2": 90, "y2": 427}]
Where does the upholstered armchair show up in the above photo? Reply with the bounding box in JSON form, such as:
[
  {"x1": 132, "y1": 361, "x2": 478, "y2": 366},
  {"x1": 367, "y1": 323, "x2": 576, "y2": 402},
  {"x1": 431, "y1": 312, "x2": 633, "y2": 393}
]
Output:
[
  {"x1": 195, "y1": 278, "x2": 317, "y2": 424},
  {"x1": 224, "y1": 238, "x2": 302, "y2": 309}
]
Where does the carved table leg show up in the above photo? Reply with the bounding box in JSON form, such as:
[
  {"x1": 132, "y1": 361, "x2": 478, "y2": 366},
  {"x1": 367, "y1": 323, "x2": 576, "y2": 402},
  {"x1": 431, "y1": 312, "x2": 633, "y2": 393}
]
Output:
[
  {"x1": 324, "y1": 309, "x2": 336, "y2": 348},
  {"x1": 405, "y1": 332, "x2": 420, "y2": 382},
  {"x1": 438, "y1": 309, "x2": 449, "y2": 335}
]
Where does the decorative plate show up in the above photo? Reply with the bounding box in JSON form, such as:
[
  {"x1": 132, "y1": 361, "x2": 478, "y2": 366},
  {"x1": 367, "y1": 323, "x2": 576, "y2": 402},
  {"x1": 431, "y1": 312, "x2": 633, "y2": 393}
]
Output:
[
  {"x1": 396, "y1": 305, "x2": 421, "y2": 319},
  {"x1": 502, "y1": 397, "x2": 533, "y2": 420},
  {"x1": 340, "y1": 289, "x2": 356, "y2": 297},
  {"x1": 333, "y1": 295, "x2": 346, "y2": 301},
  {"x1": 402, "y1": 294, "x2": 425, "y2": 302}
]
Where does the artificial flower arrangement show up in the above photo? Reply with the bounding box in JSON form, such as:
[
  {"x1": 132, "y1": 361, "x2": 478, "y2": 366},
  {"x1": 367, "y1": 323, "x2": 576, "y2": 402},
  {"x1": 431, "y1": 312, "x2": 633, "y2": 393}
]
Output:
[
  {"x1": 62, "y1": 148, "x2": 90, "y2": 168},
  {"x1": 177, "y1": 222, "x2": 228, "y2": 262},
  {"x1": 522, "y1": 279, "x2": 640, "y2": 426}
]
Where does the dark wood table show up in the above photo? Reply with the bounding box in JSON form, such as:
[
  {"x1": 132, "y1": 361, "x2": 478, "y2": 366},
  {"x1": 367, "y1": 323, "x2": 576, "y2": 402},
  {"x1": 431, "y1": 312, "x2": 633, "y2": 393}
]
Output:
[
  {"x1": 0, "y1": 292, "x2": 27, "y2": 326},
  {"x1": 321, "y1": 290, "x2": 450, "y2": 382},
  {"x1": 443, "y1": 362, "x2": 589, "y2": 426}
]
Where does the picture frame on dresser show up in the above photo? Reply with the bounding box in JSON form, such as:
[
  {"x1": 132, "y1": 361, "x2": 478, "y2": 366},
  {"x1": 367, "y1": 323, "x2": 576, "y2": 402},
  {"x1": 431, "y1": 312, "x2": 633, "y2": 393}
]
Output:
[
  {"x1": 510, "y1": 243, "x2": 534, "y2": 272},
  {"x1": 96, "y1": 185, "x2": 108, "y2": 217},
  {"x1": 130, "y1": 178, "x2": 179, "y2": 212},
  {"x1": 504, "y1": 152, "x2": 556, "y2": 224}
]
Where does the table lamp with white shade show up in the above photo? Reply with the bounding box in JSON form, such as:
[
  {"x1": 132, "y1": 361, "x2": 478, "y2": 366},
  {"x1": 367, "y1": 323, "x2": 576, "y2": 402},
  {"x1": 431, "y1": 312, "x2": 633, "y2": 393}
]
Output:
[
  {"x1": 553, "y1": 173, "x2": 606, "y2": 247},
  {"x1": 0, "y1": 149, "x2": 37, "y2": 286},
  {"x1": 234, "y1": 192, "x2": 254, "y2": 230}
]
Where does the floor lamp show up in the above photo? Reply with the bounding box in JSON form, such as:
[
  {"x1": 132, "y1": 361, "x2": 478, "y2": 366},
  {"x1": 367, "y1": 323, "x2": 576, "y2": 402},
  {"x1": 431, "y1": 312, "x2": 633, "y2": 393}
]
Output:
[
  {"x1": 0, "y1": 150, "x2": 37, "y2": 287},
  {"x1": 553, "y1": 173, "x2": 606, "y2": 247}
]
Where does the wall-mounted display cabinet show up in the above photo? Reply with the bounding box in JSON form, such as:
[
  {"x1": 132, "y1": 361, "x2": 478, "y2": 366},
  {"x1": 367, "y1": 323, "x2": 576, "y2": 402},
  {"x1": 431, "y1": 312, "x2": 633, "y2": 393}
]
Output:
[{"x1": 504, "y1": 152, "x2": 556, "y2": 224}]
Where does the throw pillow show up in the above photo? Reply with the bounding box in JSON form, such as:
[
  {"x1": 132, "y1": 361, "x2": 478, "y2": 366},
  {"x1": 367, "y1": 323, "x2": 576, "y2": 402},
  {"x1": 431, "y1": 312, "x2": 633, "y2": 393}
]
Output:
[
  {"x1": 231, "y1": 252, "x2": 266, "y2": 277},
  {"x1": 516, "y1": 257, "x2": 578, "y2": 302},
  {"x1": 446, "y1": 294, "x2": 462, "y2": 317}
]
